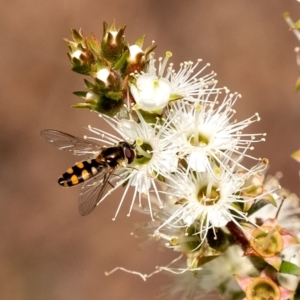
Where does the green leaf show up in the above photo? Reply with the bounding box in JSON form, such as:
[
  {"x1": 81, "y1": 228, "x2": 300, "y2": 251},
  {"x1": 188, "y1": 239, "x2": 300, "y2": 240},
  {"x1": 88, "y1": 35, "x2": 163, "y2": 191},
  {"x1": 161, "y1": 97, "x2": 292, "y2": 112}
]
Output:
[
  {"x1": 84, "y1": 79, "x2": 96, "y2": 89},
  {"x1": 144, "y1": 43, "x2": 157, "y2": 57},
  {"x1": 279, "y1": 260, "x2": 300, "y2": 276},
  {"x1": 71, "y1": 64, "x2": 90, "y2": 75},
  {"x1": 135, "y1": 35, "x2": 145, "y2": 48},
  {"x1": 247, "y1": 198, "x2": 277, "y2": 216},
  {"x1": 113, "y1": 49, "x2": 129, "y2": 71},
  {"x1": 87, "y1": 38, "x2": 101, "y2": 56},
  {"x1": 71, "y1": 29, "x2": 83, "y2": 43},
  {"x1": 73, "y1": 91, "x2": 87, "y2": 98},
  {"x1": 72, "y1": 102, "x2": 93, "y2": 109}
]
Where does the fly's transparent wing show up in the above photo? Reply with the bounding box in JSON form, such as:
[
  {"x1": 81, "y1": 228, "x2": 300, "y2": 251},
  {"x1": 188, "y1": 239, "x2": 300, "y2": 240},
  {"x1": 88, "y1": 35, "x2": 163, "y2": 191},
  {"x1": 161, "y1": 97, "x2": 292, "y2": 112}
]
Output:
[
  {"x1": 78, "y1": 167, "x2": 115, "y2": 216},
  {"x1": 41, "y1": 129, "x2": 102, "y2": 156}
]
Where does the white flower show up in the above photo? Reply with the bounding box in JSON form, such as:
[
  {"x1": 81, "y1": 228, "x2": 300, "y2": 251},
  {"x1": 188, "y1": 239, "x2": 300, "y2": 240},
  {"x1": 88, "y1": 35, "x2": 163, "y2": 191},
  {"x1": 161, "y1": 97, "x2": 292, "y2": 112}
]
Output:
[
  {"x1": 250, "y1": 173, "x2": 300, "y2": 237},
  {"x1": 129, "y1": 52, "x2": 222, "y2": 113},
  {"x1": 166, "y1": 91, "x2": 265, "y2": 174},
  {"x1": 130, "y1": 73, "x2": 172, "y2": 113},
  {"x1": 168, "y1": 59, "x2": 220, "y2": 102},
  {"x1": 161, "y1": 245, "x2": 257, "y2": 299},
  {"x1": 87, "y1": 112, "x2": 179, "y2": 220},
  {"x1": 154, "y1": 161, "x2": 267, "y2": 242}
]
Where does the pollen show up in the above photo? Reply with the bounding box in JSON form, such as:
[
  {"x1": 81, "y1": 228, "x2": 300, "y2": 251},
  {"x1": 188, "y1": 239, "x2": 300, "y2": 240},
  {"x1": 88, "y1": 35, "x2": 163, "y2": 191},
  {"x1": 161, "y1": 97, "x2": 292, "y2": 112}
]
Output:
[
  {"x1": 214, "y1": 167, "x2": 222, "y2": 175},
  {"x1": 170, "y1": 237, "x2": 179, "y2": 246},
  {"x1": 166, "y1": 51, "x2": 172, "y2": 58},
  {"x1": 194, "y1": 103, "x2": 202, "y2": 111},
  {"x1": 136, "y1": 138, "x2": 143, "y2": 146}
]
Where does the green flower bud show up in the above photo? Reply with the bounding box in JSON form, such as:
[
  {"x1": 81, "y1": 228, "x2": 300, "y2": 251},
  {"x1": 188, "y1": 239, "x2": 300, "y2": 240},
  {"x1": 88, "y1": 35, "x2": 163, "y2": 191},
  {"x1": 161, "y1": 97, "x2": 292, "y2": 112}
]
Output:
[
  {"x1": 73, "y1": 91, "x2": 123, "y2": 117},
  {"x1": 101, "y1": 21, "x2": 127, "y2": 63},
  {"x1": 65, "y1": 30, "x2": 96, "y2": 75}
]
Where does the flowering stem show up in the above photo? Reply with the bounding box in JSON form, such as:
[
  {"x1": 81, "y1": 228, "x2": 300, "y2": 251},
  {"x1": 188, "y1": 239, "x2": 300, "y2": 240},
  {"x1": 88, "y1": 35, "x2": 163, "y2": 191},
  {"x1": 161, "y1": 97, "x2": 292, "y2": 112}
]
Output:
[
  {"x1": 226, "y1": 221, "x2": 249, "y2": 251},
  {"x1": 226, "y1": 221, "x2": 267, "y2": 272}
]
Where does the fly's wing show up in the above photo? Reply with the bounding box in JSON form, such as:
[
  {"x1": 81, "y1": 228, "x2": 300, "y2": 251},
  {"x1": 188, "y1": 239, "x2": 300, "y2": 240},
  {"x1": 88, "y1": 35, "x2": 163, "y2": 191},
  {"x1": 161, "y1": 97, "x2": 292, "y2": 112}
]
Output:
[
  {"x1": 78, "y1": 167, "x2": 115, "y2": 216},
  {"x1": 40, "y1": 129, "x2": 102, "y2": 156}
]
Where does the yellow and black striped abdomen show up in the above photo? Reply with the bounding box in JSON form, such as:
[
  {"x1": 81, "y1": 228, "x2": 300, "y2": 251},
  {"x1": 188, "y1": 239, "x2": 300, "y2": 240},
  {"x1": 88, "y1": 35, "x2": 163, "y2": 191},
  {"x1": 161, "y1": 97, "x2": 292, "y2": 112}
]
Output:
[{"x1": 58, "y1": 159, "x2": 103, "y2": 187}]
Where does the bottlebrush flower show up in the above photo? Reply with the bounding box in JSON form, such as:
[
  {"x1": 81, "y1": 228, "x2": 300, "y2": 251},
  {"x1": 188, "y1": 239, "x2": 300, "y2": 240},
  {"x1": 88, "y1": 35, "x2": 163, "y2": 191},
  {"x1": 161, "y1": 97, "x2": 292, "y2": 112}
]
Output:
[
  {"x1": 166, "y1": 92, "x2": 266, "y2": 174},
  {"x1": 86, "y1": 111, "x2": 179, "y2": 220},
  {"x1": 161, "y1": 245, "x2": 257, "y2": 300},
  {"x1": 130, "y1": 73, "x2": 172, "y2": 114},
  {"x1": 129, "y1": 52, "x2": 222, "y2": 114},
  {"x1": 154, "y1": 159, "x2": 268, "y2": 242}
]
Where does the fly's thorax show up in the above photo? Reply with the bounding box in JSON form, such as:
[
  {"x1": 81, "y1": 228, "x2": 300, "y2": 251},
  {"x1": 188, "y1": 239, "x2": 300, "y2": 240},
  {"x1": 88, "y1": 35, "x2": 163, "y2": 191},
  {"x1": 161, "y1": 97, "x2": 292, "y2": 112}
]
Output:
[
  {"x1": 58, "y1": 159, "x2": 105, "y2": 187},
  {"x1": 96, "y1": 142, "x2": 135, "y2": 167}
]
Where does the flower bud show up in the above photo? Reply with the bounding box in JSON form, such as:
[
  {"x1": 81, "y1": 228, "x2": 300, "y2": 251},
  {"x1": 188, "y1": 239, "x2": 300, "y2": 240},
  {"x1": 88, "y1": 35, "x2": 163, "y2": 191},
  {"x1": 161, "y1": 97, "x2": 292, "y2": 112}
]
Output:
[
  {"x1": 101, "y1": 21, "x2": 127, "y2": 63},
  {"x1": 73, "y1": 91, "x2": 124, "y2": 117},
  {"x1": 130, "y1": 74, "x2": 172, "y2": 114},
  {"x1": 93, "y1": 67, "x2": 122, "y2": 95},
  {"x1": 65, "y1": 29, "x2": 95, "y2": 75},
  {"x1": 125, "y1": 45, "x2": 146, "y2": 74},
  {"x1": 96, "y1": 68, "x2": 111, "y2": 87}
]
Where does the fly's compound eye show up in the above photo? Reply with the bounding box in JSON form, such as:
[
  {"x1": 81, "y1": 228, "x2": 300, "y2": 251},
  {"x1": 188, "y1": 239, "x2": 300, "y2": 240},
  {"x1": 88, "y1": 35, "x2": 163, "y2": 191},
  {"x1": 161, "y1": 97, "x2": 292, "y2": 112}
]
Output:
[
  {"x1": 126, "y1": 148, "x2": 135, "y2": 164},
  {"x1": 123, "y1": 145, "x2": 135, "y2": 164}
]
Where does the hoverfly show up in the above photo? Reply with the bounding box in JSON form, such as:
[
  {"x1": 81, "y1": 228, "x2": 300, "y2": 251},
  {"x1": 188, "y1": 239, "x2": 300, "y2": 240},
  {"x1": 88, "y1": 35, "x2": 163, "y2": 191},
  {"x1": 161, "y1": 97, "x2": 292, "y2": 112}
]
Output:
[{"x1": 40, "y1": 129, "x2": 135, "y2": 216}]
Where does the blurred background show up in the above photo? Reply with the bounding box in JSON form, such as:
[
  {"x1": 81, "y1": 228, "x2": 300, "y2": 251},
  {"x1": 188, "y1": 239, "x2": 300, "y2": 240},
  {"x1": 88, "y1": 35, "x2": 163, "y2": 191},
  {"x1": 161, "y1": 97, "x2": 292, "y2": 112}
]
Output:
[{"x1": 1, "y1": 0, "x2": 300, "y2": 299}]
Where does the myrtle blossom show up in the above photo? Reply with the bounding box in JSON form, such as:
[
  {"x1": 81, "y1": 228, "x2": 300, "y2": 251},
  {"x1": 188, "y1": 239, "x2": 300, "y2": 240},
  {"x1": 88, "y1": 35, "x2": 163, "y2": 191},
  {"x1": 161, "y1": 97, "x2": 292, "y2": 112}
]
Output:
[
  {"x1": 129, "y1": 52, "x2": 222, "y2": 113},
  {"x1": 161, "y1": 245, "x2": 257, "y2": 300},
  {"x1": 53, "y1": 22, "x2": 300, "y2": 299},
  {"x1": 249, "y1": 173, "x2": 300, "y2": 237},
  {"x1": 148, "y1": 53, "x2": 221, "y2": 101},
  {"x1": 167, "y1": 59, "x2": 220, "y2": 102},
  {"x1": 130, "y1": 73, "x2": 172, "y2": 113},
  {"x1": 86, "y1": 112, "x2": 179, "y2": 219},
  {"x1": 154, "y1": 160, "x2": 268, "y2": 243},
  {"x1": 166, "y1": 91, "x2": 266, "y2": 174}
]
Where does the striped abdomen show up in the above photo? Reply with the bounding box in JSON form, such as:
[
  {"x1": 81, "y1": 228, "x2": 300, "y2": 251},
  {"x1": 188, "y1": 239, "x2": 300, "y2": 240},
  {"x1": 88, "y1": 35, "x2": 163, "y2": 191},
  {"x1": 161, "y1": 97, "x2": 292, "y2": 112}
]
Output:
[{"x1": 58, "y1": 159, "x2": 104, "y2": 187}]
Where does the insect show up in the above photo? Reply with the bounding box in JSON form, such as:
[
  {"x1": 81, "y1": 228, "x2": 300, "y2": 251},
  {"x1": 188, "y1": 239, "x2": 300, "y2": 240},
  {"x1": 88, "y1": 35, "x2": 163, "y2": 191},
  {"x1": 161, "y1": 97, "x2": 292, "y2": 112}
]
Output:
[{"x1": 40, "y1": 129, "x2": 135, "y2": 216}]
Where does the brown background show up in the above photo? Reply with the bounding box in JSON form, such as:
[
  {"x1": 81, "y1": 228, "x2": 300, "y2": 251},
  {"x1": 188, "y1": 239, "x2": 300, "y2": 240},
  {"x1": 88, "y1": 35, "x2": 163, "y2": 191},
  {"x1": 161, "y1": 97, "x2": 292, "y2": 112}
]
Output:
[{"x1": 2, "y1": 1, "x2": 300, "y2": 299}]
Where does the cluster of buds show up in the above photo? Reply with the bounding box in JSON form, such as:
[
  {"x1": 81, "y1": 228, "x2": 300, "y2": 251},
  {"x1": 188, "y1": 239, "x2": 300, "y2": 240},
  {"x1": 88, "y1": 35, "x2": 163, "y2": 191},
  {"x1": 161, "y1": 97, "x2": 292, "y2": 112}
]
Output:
[
  {"x1": 54, "y1": 21, "x2": 300, "y2": 299},
  {"x1": 65, "y1": 21, "x2": 156, "y2": 116}
]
